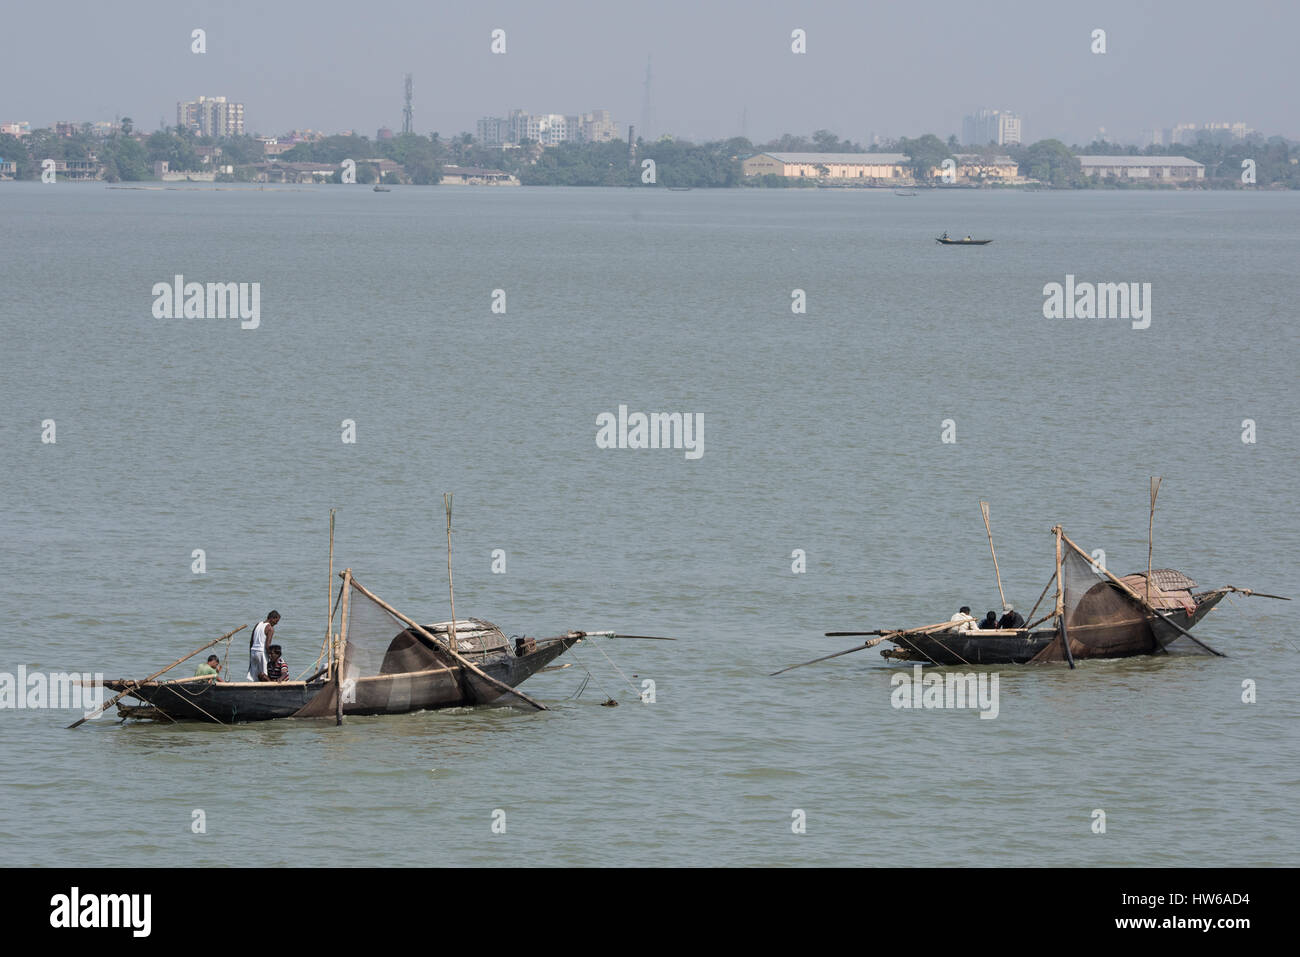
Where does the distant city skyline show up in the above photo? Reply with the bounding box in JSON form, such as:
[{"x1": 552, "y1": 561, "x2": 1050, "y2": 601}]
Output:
[{"x1": 3, "y1": 0, "x2": 1297, "y2": 145}]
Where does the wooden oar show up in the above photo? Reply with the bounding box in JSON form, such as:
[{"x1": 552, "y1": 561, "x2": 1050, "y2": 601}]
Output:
[
  {"x1": 68, "y1": 624, "x2": 247, "y2": 729},
  {"x1": 1233, "y1": 589, "x2": 1291, "y2": 600},
  {"x1": 772, "y1": 637, "x2": 888, "y2": 676}
]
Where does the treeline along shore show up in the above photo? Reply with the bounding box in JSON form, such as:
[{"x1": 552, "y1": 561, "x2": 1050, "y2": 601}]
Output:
[{"x1": 3, "y1": 122, "x2": 1297, "y2": 189}]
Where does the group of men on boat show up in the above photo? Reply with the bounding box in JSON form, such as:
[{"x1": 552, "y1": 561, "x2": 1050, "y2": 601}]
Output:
[
  {"x1": 191, "y1": 611, "x2": 291, "y2": 683},
  {"x1": 948, "y1": 604, "x2": 1025, "y2": 633}
]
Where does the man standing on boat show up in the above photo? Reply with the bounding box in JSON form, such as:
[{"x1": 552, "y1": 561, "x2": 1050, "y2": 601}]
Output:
[{"x1": 248, "y1": 610, "x2": 280, "y2": 682}]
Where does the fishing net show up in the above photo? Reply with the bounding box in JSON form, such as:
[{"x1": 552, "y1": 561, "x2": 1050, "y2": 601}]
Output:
[
  {"x1": 1059, "y1": 547, "x2": 1156, "y2": 657},
  {"x1": 340, "y1": 580, "x2": 454, "y2": 681},
  {"x1": 1030, "y1": 541, "x2": 1212, "y2": 662}
]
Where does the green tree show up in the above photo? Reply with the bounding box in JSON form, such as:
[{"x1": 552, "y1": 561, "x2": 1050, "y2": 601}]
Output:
[
  {"x1": 898, "y1": 133, "x2": 952, "y2": 181},
  {"x1": 1015, "y1": 139, "x2": 1083, "y2": 187}
]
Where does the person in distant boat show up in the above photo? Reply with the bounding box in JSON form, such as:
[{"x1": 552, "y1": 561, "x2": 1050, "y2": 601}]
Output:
[
  {"x1": 950, "y1": 606, "x2": 977, "y2": 633},
  {"x1": 941, "y1": 231, "x2": 949, "y2": 240},
  {"x1": 248, "y1": 610, "x2": 280, "y2": 682},
  {"x1": 266, "y1": 644, "x2": 288, "y2": 682},
  {"x1": 979, "y1": 611, "x2": 999, "y2": 630},
  {"x1": 965, "y1": 235, "x2": 973, "y2": 241},
  {"x1": 195, "y1": 655, "x2": 223, "y2": 680},
  {"x1": 998, "y1": 604, "x2": 1025, "y2": 629}
]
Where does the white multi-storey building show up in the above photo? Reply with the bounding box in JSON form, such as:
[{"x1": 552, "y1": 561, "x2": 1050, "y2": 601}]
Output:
[
  {"x1": 477, "y1": 108, "x2": 619, "y2": 146},
  {"x1": 177, "y1": 96, "x2": 245, "y2": 138}
]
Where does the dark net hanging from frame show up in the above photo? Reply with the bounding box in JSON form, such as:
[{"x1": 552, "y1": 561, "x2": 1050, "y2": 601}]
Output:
[
  {"x1": 342, "y1": 580, "x2": 450, "y2": 680},
  {"x1": 1059, "y1": 547, "x2": 1158, "y2": 657}
]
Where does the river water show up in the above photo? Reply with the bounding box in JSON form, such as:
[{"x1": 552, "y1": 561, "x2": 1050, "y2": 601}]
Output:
[{"x1": 0, "y1": 183, "x2": 1296, "y2": 865}]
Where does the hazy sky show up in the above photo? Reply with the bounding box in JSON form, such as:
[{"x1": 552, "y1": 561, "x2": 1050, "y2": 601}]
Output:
[{"x1": 3, "y1": 0, "x2": 1296, "y2": 144}]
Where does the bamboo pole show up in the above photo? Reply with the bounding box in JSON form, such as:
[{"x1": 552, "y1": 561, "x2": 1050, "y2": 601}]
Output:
[
  {"x1": 345, "y1": 574, "x2": 548, "y2": 711},
  {"x1": 772, "y1": 637, "x2": 890, "y2": 676},
  {"x1": 1059, "y1": 530, "x2": 1225, "y2": 657},
  {"x1": 68, "y1": 625, "x2": 247, "y2": 728},
  {"x1": 980, "y1": 501, "x2": 1007, "y2": 609},
  {"x1": 1147, "y1": 477, "x2": 1162, "y2": 605},
  {"x1": 826, "y1": 618, "x2": 968, "y2": 639},
  {"x1": 1024, "y1": 570, "x2": 1057, "y2": 628},
  {"x1": 326, "y1": 508, "x2": 336, "y2": 677},
  {"x1": 444, "y1": 493, "x2": 457, "y2": 657},
  {"x1": 336, "y1": 568, "x2": 351, "y2": 725},
  {"x1": 1054, "y1": 526, "x2": 1075, "y2": 669}
]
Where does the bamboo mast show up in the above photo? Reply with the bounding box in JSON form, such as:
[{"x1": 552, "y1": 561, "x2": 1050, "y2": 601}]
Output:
[
  {"x1": 68, "y1": 625, "x2": 247, "y2": 728},
  {"x1": 324, "y1": 508, "x2": 336, "y2": 679},
  {"x1": 1053, "y1": 525, "x2": 1076, "y2": 669},
  {"x1": 444, "y1": 493, "x2": 457, "y2": 656},
  {"x1": 979, "y1": 501, "x2": 1007, "y2": 609},
  {"x1": 1147, "y1": 477, "x2": 1162, "y2": 605},
  {"x1": 336, "y1": 567, "x2": 351, "y2": 725}
]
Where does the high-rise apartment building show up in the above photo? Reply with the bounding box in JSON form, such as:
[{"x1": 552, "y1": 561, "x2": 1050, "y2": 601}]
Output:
[
  {"x1": 962, "y1": 109, "x2": 1021, "y2": 146},
  {"x1": 476, "y1": 109, "x2": 619, "y2": 146},
  {"x1": 176, "y1": 96, "x2": 245, "y2": 138}
]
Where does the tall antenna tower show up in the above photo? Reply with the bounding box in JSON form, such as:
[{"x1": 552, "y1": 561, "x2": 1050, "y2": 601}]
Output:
[
  {"x1": 402, "y1": 74, "x2": 414, "y2": 134},
  {"x1": 640, "y1": 56, "x2": 654, "y2": 142}
]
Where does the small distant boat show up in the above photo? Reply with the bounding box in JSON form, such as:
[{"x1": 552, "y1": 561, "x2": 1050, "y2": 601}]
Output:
[
  {"x1": 373, "y1": 183, "x2": 391, "y2": 192},
  {"x1": 894, "y1": 189, "x2": 918, "y2": 197},
  {"x1": 667, "y1": 186, "x2": 692, "y2": 191},
  {"x1": 936, "y1": 235, "x2": 991, "y2": 245}
]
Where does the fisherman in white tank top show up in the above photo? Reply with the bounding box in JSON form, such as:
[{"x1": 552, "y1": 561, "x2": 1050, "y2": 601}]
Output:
[{"x1": 248, "y1": 610, "x2": 281, "y2": 681}]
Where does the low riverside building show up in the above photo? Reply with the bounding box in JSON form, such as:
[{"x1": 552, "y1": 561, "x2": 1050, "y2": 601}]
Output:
[
  {"x1": 244, "y1": 161, "x2": 338, "y2": 183},
  {"x1": 742, "y1": 151, "x2": 910, "y2": 181},
  {"x1": 440, "y1": 165, "x2": 519, "y2": 185},
  {"x1": 55, "y1": 157, "x2": 103, "y2": 181},
  {"x1": 1079, "y1": 156, "x2": 1204, "y2": 181},
  {"x1": 953, "y1": 153, "x2": 1020, "y2": 181},
  {"x1": 0, "y1": 157, "x2": 16, "y2": 179}
]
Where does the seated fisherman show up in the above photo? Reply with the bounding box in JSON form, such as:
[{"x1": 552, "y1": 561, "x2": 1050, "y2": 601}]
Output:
[
  {"x1": 998, "y1": 604, "x2": 1026, "y2": 629},
  {"x1": 266, "y1": 645, "x2": 289, "y2": 682},
  {"x1": 949, "y1": 606, "x2": 977, "y2": 633},
  {"x1": 195, "y1": 655, "x2": 223, "y2": 680},
  {"x1": 979, "y1": 610, "x2": 999, "y2": 630}
]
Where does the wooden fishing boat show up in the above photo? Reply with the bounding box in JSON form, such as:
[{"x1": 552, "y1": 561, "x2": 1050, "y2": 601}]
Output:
[
  {"x1": 876, "y1": 571, "x2": 1234, "y2": 666},
  {"x1": 373, "y1": 184, "x2": 391, "y2": 192},
  {"x1": 100, "y1": 615, "x2": 587, "y2": 723},
  {"x1": 76, "y1": 503, "x2": 672, "y2": 727},
  {"x1": 776, "y1": 490, "x2": 1287, "y2": 676},
  {"x1": 936, "y1": 236, "x2": 992, "y2": 245}
]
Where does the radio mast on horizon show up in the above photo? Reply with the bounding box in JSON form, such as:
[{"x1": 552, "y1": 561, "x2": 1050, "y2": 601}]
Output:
[
  {"x1": 402, "y1": 74, "x2": 413, "y2": 134},
  {"x1": 640, "y1": 56, "x2": 654, "y2": 142}
]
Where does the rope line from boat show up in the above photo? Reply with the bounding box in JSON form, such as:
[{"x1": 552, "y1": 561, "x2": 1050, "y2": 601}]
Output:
[
  {"x1": 123, "y1": 688, "x2": 180, "y2": 725},
  {"x1": 155, "y1": 681, "x2": 227, "y2": 725},
  {"x1": 564, "y1": 641, "x2": 620, "y2": 706},
  {"x1": 890, "y1": 629, "x2": 973, "y2": 667},
  {"x1": 585, "y1": 635, "x2": 646, "y2": 702},
  {"x1": 564, "y1": 671, "x2": 591, "y2": 701}
]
